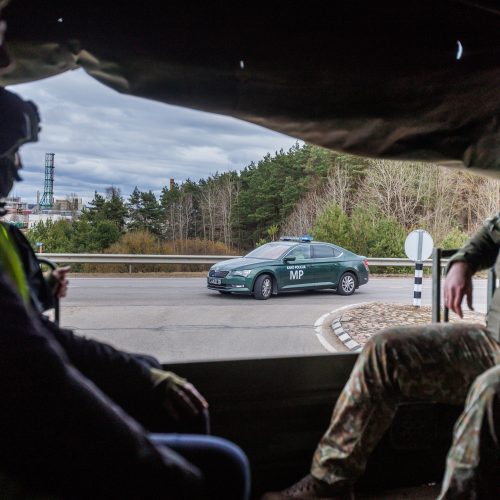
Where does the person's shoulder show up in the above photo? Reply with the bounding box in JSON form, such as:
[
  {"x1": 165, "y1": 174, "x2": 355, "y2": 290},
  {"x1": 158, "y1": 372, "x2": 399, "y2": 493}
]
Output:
[
  {"x1": 484, "y1": 213, "x2": 500, "y2": 231},
  {"x1": 482, "y1": 213, "x2": 500, "y2": 248},
  {"x1": 3, "y1": 223, "x2": 31, "y2": 248},
  {"x1": 2, "y1": 222, "x2": 23, "y2": 238}
]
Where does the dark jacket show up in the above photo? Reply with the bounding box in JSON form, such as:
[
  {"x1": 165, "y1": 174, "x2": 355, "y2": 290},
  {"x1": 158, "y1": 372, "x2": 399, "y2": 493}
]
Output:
[
  {"x1": 4, "y1": 224, "x2": 178, "y2": 428},
  {"x1": 0, "y1": 225, "x2": 208, "y2": 497},
  {"x1": 0, "y1": 272, "x2": 204, "y2": 499}
]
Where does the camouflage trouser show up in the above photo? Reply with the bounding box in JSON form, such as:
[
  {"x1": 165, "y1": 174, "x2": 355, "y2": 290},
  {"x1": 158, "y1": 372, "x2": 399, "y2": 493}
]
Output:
[
  {"x1": 311, "y1": 323, "x2": 500, "y2": 497},
  {"x1": 439, "y1": 364, "x2": 500, "y2": 499}
]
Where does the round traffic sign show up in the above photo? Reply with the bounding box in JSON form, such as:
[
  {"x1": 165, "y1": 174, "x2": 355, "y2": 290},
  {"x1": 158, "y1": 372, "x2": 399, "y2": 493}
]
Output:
[{"x1": 404, "y1": 230, "x2": 433, "y2": 261}]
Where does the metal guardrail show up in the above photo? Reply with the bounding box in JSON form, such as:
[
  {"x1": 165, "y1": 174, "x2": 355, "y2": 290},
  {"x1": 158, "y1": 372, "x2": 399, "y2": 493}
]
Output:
[
  {"x1": 34, "y1": 253, "x2": 236, "y2": 264},
  {"x1": 367, "y1": 258, "x2": 440, "y2": 267},
  {"x1": 35, "y1": 254, "x2": 448, "y2": 267}
]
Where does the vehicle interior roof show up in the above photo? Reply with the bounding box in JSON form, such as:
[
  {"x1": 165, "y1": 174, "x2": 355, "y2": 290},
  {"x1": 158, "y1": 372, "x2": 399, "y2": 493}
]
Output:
[{"x1": 1, "y1": 1, "x2": 499, "y2": 177}]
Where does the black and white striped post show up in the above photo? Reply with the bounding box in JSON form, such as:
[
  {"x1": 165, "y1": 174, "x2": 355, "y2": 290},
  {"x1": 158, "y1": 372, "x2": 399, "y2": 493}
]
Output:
[
  {"x1": 413, "y1": 261, "x2": 424, "y2": 306},
  {"x1": 413, "y1": 229, "x2": 424, "y2": 306},
  {"x1": 404, "y1": 229, "x2": 433, "y2": 308}
]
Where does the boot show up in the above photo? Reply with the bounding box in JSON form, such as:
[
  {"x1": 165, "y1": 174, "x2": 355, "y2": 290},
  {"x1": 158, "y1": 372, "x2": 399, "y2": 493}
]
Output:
[{"x1": 261, "y1": 474, "x2": 354, "y2": 499}]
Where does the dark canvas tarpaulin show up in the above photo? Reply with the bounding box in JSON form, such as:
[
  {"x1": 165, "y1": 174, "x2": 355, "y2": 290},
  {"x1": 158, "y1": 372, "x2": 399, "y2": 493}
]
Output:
[{"x1": 1, "y1": 0, "x2": 499, "y2": 176}]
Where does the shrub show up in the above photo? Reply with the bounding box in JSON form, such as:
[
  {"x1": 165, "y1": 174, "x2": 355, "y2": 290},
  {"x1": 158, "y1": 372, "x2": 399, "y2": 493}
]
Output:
[
  {"x1": 441, "y1": 227, "x2": 469, "y2": 250},
  {"x1": 311, "y1": 203, "x2": 352, "y2": 248},
  {"x1": 83, "y1": 233, "x2": 238, "y2": 273}
]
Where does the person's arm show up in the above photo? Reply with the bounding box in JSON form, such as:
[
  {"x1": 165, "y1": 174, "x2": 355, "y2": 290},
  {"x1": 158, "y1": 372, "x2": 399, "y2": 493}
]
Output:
[
  {"x1": 447, "y1": 214, "x2": 499, "y2": 274},
  {"x1": 40, "y1": 316, "x2": 208, "y2": 428},
  {"x1": 444, "y1": 261, "x2": 474, "y2": 318},
  {"x1": 444, "y1": 213, "x2": 499, "y2": 317},
  {"x1": 40, "y1": 316, "x2": 162, "y2": 409},
  {"x1": 0, "y1": 273, "x2": 205, "y2": 499}
]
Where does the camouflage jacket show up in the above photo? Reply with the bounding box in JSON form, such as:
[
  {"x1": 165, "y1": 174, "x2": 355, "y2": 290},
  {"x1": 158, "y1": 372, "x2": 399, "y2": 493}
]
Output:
[{"x1": 449, "y1": 213, "x2": 500, "y2": 339}]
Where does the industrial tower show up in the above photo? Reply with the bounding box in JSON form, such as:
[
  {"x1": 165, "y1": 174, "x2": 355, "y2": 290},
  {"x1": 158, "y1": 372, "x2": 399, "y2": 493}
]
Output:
[{"x1": 39, "y1": 152, "x2": 55, "y2": 210}]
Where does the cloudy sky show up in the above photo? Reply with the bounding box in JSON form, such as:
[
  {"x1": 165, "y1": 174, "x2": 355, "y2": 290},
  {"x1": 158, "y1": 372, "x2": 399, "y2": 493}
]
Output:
[{"x1": 8, "y1": 69, "x2": 300, "y2": 204}]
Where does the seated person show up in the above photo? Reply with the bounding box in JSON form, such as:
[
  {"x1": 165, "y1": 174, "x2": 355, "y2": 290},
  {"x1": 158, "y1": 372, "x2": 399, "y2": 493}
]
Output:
[
  {"x1": 0, "y1": 85, "x2": 250, "y2": 499},
  {"x1": 1, "y1": 212, "x2": 204, "y2": 432},
  {"x1": 263, "y1": 213, "x2": 500, "y2": 499}
]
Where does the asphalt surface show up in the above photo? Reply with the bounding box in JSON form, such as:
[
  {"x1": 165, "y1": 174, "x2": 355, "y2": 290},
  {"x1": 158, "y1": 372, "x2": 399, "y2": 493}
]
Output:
[{"x1": 61, "y1": 276, "x2": 488, "y2": 363}]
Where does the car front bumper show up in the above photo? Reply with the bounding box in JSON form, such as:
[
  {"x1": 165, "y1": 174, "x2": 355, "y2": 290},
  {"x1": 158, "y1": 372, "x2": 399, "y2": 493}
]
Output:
[{"x1": 207, "y1": 275, "x2": 253, "y2": 293}]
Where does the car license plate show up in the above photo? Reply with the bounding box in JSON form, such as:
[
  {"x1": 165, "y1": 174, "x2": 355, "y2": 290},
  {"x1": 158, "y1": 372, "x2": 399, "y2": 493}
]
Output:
[{"x1": 208, "y1": 277, "x2": 221, "y2": 285}]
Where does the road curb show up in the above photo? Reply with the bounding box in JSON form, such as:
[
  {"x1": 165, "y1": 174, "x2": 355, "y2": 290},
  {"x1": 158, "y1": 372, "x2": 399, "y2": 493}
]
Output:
[
  {"x1": 329, "y1": 302, "x2": 382, "y2": 352},
  {"x1": 314, "y1": 303, "x2": 371, "y2": 353},
  {"x1": 331, "y1": 316, "x2": 363, "y2": 352}
]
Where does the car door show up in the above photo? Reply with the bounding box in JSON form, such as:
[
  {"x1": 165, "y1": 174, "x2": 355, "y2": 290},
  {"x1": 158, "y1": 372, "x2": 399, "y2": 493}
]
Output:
[
  {"x1": 311, "y1": 244, "x2": 343, "y2": 287},
  {"x1": 276, "y1": 244, "x2": 315, "y2": 290}
]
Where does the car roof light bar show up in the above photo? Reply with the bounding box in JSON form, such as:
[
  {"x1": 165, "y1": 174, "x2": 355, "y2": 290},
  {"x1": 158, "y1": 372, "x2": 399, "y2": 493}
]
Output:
[{"x1": 280, "y1": 235, "x2": 314, "y2": 242}]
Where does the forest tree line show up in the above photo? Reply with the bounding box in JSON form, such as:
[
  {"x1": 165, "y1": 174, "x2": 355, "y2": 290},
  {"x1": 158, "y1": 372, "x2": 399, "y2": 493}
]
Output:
[{"x1": 27, "y1": 143, "x2": 500, "y2": 259}]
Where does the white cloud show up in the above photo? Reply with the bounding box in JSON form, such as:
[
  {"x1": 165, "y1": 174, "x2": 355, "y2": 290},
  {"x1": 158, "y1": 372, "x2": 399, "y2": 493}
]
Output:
[
  {"x1": 8, "y1": 69, "x2": 300, "y2": 203},
  {"x1": 174, "y1": 146, "x2": 230, "y2": 165}
]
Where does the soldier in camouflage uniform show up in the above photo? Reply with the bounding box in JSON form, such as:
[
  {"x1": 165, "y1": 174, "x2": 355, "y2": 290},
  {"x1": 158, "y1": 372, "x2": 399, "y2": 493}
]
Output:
[{"x1": 263, "y1": 213, "x2": 500, "y2": 499}]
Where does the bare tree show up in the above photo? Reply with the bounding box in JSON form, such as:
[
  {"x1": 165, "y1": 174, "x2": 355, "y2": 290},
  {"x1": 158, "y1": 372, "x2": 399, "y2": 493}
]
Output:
[
  {"x1": 199, "y1": 175, "x2": 240, "y2": 246},
  {"x1": 419, "y1": 167, "x2": 464, "y2": 243},
  {"x1": 363, "y1": 160, "x2": 433, "y2": 229},
  {"x1": 218, "y1": 175, "x2": 240, "y2": 247},
  {"x1": 281, "y1": 190, "x2": 326, "y2": 236},
  {"x1": 177, "y1": 190, "x2": 193, "y2": 244},
  {"x1": 323, "y1": 163, "x2": 353, "y2": 213},
  {"x1": 200, "y1": 181, "x2": 219, "y2": 241},
  {"x1": 466, "y1": 174, "x2": 500, "y2": 232}
]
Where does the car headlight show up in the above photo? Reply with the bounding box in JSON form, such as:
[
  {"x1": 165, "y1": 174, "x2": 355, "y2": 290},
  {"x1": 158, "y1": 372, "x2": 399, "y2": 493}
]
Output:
[{"x1": 229, "y1": 269, "x2": 252, "y2": 277}]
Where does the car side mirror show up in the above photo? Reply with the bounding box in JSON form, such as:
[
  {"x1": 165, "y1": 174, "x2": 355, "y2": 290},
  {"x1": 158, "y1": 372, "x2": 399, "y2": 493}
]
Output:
[{"x1": 284, "y1": 256, "x2": 296, "y2": 263}]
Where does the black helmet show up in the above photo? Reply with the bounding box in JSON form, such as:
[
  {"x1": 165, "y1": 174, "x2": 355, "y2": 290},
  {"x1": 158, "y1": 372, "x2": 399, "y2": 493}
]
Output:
[
  {"x1": 0, "y1": 87, "x2": 40, "y2": 200},
  {"x1": 0, "y1": 87, "x2": 40, "y2": 158}
]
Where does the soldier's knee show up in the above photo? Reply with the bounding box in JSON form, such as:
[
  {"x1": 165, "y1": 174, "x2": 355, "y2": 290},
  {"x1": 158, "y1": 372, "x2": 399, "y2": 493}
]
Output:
[
  {"x1": 358, "y1": 330, "x2": 401, "y2": 370},
  {"x1": 471, "y1": 367, "x2": 500, "y2": 397},
  {"x1": 365, "y1": 329, "x2": 400, "y2": 352},
  {"x1": 360, "y1": 334, "x2": 383, "y2": 360}
]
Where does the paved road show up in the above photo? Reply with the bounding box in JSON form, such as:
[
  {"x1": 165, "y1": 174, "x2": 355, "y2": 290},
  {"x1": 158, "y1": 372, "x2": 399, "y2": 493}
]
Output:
[{"x1": 61, "y1": 277, "x2": 488, "y2": 363}]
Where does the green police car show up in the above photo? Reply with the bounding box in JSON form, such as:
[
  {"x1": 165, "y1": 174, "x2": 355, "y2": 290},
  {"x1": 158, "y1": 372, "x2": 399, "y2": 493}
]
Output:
[{"x1": 207, "y1": 237, "x2": 369, "y2": 300}]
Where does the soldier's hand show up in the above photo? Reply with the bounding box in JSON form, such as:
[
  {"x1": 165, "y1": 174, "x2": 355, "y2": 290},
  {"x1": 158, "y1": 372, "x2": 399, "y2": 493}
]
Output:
[
  {"x1": 444, "y1": 261, "x2": 473, "y2": 318},
  {"x1": 51, "y1": 266, "x2": 71, "y2": 298},
  {"x1": 150, "y1": 368, "x2": 208, "y2": 421}
]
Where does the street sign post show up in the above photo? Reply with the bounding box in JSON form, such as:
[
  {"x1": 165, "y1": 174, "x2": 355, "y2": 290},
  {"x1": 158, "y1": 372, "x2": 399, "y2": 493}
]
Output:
[{"x1": 405, "y1": 230, "x2": 433, "y2": 307}]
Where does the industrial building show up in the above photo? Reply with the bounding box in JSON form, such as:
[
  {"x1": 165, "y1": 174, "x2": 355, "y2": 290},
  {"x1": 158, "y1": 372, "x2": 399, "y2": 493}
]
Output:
[{"x1": 2, "y1": 153, "x2": 83, "y2": 229}]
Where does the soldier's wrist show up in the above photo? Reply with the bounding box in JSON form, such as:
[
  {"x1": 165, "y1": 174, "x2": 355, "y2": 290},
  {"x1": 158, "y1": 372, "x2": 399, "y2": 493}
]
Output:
[{"x1": 150, "y1": 367, "x2": 187, "y2": 389}]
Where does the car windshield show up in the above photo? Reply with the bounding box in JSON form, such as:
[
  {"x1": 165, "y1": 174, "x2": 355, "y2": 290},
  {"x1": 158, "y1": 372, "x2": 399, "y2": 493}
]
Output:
[{"x1": 245, "y1": 243, "x2": 291, "y2": 260}]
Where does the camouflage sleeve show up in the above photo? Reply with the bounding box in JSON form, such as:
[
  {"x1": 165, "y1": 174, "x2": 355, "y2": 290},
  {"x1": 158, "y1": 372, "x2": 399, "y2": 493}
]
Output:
[{"x1": 448, "y1": 213, "x2": 500, "y2": 274}]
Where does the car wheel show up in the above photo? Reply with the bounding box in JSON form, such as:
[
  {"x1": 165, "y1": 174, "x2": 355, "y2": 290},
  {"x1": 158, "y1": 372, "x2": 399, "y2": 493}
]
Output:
[
  {"x1": 337, "y1": 272, "x2": 357, "y2": 296},
  {"x1": 254, "y1": 274, "x2": 273, "y2": 300}
]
